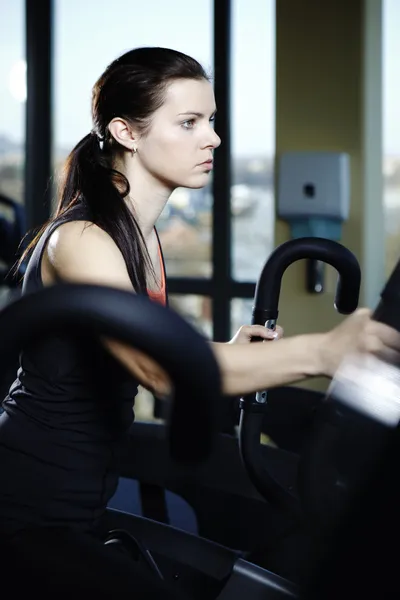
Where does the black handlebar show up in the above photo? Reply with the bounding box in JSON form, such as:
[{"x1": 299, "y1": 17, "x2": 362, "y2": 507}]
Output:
[
  {"x1": 239, "y1": 237, "x2": 361, "y2": 516},
  {"x1": 0, "y1": 284, "x2": 222, "y2": 464},
  {"x1": 253, "y1": 237, "x2": 361, "y2": 326}
]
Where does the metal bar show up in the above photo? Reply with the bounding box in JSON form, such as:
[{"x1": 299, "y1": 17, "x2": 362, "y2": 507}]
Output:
[
  {"x1": 24, "y1": 0, "x2": 53, "y2": 232},
  {"x1": 212, "y1": 0, "x2": 232, "y2": 341},
  {"x1": 167, "y1": 278, "x2": 214, "y2": 296},
  {"x1": 168, "y1": 278, "x2": 255, "y2": 299}
]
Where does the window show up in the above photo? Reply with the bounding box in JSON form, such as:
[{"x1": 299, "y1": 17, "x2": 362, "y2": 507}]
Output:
[
  {"x1": 231, "y1": 297, "x2": 253, "y2": 338},
  {"x1": 0, "y1": 0, "x2": 25, "y2": 306},
  {"x1": 0, "y1": 0, "x2": 25, "y2": 206},
  {"x1": 157, "y1": 190, "x2": 213, "y2": 279},
  {"x1": 231, "y1": 0, "x2": 276, "y2": 283},
  {"x1": 383, "y1": 0, "x2": 400, "y2": 276},
  {"x1": 169, "y1": 295, "x2": 212, "y2": 339},
  {"x1": 53, "y1": 0, "x2": 213, "y2": 279}
]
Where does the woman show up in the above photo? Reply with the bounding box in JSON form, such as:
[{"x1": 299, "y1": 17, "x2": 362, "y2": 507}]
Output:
[{"x1": 0, "y1": 46, "x2": 399, "y2": 596}]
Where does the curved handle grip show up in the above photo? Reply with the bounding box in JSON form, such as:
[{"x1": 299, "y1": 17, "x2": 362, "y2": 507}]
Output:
[
  {"x1": 253, "y1": 237, "x2": 361, "y2": 324},
  {"x1": 0, "y1": 283, "x2": 222, "y2": 464}
]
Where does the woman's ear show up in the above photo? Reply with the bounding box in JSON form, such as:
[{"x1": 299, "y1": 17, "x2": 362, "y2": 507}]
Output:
[{"x1": 108, "y1": 118, "x2": 138, "y2": 153}]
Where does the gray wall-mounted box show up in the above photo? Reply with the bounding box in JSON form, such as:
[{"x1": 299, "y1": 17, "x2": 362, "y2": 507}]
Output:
[{"x1": 277, "y1": 151, "x2": 350, "y2": 220}]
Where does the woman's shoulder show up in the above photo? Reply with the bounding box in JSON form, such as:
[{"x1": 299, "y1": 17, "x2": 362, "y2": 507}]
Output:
[
  {"x1": 48, "y1": 202, "x2": 107, "y2": 243},
  {"x1": 51, "y1": 218, "x2": 106, "y2": 242},
  {"x1": 48, "y1": 219, "x2": 120, "y2": 263},
  {"x1": 45, "y1": 214, "x2": 132, "y2": 290}
]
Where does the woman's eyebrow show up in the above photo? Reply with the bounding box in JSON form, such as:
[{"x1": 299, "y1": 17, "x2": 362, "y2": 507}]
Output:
[{"x1": 178, "y1": 110, "x2": 217, "y2": 118}]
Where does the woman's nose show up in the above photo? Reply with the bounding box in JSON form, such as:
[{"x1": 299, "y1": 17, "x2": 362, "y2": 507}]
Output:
[
  {"x1": 212, "y1": 130, "x2": 222, "y2": 148},
  {"x1": 203, "y1": 128, "x2": 221, "y2": 149}
]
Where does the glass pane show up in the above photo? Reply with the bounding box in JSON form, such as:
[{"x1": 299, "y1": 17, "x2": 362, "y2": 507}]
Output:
[
  {"x1": 157, "y1": 186, "x2": 212, "y2": 278},
  {"x1": 169, "y1": 294, "x2": 212, "y2": 339},
  {"x1": 383, "y1": 0, "x2": 400, "y2": 276},
  {"x1": 231, "y1": 0, "x2": 276, "y2": 282},
  {"x1": 53, "y1": 0, "x2": 213, "y2": 277},
  {"x1": 0, "y1": 0, "x2": 25, "y2": 205},
  {"x1": 0, "y1": 0, "x2": 25, "y2": 306},
  {"x1": 230, "y1": 297, "x2": 253, "y2": 338}
]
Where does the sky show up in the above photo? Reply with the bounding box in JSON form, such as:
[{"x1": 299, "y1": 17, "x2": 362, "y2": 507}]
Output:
[{"x1": 0, "y1": 0, "x2": 399, "y2": 157}]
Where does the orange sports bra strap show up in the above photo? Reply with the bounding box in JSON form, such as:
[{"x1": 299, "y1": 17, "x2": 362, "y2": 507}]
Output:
[{"x1": 157, "y1": 243, "x2": 166, "y2": 292}]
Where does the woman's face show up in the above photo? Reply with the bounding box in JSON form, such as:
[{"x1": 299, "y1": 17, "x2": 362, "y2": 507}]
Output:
[{"x1": 136, "y1": 78, "x2": 221, "y2": 190}]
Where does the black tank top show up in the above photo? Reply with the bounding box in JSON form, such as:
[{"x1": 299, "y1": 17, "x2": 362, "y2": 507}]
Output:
[{"x1": 0, "y1": 205, "x2": 145, "y2": 536}]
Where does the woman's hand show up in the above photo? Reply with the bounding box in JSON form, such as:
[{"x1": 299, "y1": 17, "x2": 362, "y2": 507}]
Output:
[
  {"x1": 321, "y1": 308, "x2": 400, "y2": 377},
  {"x1": 229, "y1": 324, "x2": 284, "y2": 344}
]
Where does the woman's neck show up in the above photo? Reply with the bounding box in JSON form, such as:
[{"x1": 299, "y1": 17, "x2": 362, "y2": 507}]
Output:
[{"x1": 117, "y1": 155, "x2": 174, "y2": 242}]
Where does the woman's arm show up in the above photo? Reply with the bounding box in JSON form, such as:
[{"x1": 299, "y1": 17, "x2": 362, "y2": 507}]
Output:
[
  {"x1": 212, "y1": 307, "x2": 400, "y2": 395},
  {"x1": 211, "y1": 333, "x2": 325, "y2": 396},
  {"x1": 45, "y1": 221, "x2": 400, "y2": 398}
]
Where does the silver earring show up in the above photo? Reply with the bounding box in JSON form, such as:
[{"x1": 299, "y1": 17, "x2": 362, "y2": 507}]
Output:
[{"x1": 131, "y1": 146, "x2": 137, "y2": 157}]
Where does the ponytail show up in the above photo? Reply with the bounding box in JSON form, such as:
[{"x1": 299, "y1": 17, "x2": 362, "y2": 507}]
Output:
[{"x1": 19, "y1": 132, "x2": 153, "y2": 294}]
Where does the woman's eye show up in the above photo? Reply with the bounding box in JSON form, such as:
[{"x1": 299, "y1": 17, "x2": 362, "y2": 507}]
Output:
[{"x1": 182, "y1": 119, "x2": 195, "y2": 130}]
